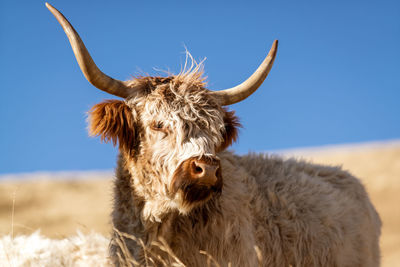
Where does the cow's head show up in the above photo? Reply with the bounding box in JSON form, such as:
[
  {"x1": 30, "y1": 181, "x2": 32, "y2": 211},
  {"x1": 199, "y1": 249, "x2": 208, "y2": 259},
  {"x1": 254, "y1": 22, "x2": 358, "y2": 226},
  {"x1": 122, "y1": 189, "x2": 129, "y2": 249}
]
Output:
[{"x1": 47, "y1": 3, "x2": 277, "y2": 220}]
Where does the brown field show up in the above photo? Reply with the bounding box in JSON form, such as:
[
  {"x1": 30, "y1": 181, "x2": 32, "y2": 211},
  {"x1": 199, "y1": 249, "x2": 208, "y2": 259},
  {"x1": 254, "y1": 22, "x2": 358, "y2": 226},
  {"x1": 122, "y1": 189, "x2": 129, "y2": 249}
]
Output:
[{"x1": 1, "y1": 141, "x2": 399, "y2": 266}]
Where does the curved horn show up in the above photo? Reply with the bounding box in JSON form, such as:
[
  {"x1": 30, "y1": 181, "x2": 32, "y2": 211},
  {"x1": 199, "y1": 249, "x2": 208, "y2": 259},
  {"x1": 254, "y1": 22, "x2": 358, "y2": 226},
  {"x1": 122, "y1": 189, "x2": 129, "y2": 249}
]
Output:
[
  {"x1": 46, "y1": 3, "x2": 132, "y2": 98},
  {"x1": 211, "y1": 40, "x2": 278, "y2": 105}
]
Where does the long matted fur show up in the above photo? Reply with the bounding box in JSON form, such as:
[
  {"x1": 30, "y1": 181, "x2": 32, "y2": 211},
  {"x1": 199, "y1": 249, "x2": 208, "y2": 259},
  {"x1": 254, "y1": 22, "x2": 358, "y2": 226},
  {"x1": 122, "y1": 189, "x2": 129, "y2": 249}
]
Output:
[{"x1": 88, "y1": 63, "x2": 381, "y2": 266}]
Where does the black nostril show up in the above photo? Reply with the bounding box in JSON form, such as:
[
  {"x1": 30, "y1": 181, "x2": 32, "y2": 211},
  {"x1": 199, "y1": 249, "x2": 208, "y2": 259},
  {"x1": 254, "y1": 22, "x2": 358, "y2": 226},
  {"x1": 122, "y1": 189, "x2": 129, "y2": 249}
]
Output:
[
  {"x1": 192, "y1": 161, "x2": 203, "y2": 174},
  {"x1": 195, "y1": 166, "x2": 203, "y2": 173}
]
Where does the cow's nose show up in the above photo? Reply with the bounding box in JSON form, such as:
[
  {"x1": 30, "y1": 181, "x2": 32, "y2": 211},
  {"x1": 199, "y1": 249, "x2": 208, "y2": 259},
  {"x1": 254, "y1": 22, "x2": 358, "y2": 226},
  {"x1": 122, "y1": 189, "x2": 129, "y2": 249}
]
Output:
[{"x1": 190, "y1": 159, "x2": 219, "y2": 185}]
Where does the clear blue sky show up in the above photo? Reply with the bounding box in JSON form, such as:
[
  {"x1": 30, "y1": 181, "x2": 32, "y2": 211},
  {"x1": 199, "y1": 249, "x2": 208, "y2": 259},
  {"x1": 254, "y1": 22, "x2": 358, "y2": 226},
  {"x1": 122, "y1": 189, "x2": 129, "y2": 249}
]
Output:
[{"x1": 1, "y1": 1, "x2": 399, "y2": 174}]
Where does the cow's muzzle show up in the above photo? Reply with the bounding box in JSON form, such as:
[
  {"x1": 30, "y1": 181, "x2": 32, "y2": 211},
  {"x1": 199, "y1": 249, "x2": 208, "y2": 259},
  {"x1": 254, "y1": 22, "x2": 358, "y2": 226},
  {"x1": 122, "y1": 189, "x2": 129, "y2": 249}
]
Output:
[{"x1": 171, "y1": 156, "x2": 222, "y2": 203}]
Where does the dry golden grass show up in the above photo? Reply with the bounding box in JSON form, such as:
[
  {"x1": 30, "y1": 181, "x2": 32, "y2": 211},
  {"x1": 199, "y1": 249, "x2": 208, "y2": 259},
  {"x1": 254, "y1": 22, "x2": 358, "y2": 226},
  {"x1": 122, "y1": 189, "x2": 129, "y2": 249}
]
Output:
[
  {"x1": 0, "y1": 141, "x2": 399, "y2": 266},
  {"x1": 0, "y1": 175, "x2": 112, "y2": 238}
]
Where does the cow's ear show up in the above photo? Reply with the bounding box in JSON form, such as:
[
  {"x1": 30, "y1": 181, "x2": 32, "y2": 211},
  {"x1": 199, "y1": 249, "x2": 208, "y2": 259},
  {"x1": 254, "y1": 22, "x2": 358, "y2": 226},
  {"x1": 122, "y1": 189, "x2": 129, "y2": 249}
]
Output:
[
  {"x1": 218, "y1": 109, "x2": 240, "y2": 152},
  {"x1": 88, "y1": 100, "x2": 136, "y2": 155}
]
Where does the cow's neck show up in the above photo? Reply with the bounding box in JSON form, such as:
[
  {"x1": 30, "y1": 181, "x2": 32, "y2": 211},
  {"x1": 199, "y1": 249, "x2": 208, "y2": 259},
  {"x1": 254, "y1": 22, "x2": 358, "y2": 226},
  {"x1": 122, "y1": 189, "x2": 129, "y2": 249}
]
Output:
[{"x1": 112, "y1": 153, "x2": 223, "y2": 246}]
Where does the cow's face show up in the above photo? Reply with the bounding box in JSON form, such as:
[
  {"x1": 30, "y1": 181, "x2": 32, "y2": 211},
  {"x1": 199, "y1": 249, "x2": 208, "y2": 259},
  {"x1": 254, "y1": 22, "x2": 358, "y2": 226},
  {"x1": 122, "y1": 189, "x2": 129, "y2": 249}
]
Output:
[{"x1": 89, "y1": 72, "x2": 239, "y2": 216}]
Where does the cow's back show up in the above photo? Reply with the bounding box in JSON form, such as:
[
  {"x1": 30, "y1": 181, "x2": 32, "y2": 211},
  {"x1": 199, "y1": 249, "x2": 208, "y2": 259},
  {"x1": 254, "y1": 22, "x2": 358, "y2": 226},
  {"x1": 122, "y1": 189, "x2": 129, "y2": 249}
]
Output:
[{"x1": 222, "y1": 152, "x2": 381, "y2": 266}]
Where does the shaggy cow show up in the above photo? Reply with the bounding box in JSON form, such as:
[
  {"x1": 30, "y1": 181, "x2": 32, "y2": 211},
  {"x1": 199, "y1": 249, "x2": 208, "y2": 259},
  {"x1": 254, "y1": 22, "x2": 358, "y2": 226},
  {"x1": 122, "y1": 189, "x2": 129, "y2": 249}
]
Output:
[{"x1": 47, "y1": 3, "x2": 381, "y2": 267}]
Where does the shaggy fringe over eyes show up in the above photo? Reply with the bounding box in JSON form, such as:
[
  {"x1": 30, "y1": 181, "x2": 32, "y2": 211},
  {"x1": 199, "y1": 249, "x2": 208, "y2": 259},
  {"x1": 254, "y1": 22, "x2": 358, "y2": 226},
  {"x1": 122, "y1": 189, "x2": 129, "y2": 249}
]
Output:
[
  {"x1": 88, "y1": 100, "x2": 136, "y2": 156},
  {"x1": 219, "y1": 109, "x2": 241, "y2": 151}
]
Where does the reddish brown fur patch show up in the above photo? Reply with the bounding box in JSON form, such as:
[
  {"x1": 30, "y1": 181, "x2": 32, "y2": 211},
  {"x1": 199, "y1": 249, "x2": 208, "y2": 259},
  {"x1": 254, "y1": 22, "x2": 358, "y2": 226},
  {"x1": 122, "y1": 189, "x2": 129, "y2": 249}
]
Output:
[
  {"x1": 88, "y1": 100, "x2": 136, "y2": 157},
  {"x1": 218, "y1": 109, "x2": 241, "y2": 152}
]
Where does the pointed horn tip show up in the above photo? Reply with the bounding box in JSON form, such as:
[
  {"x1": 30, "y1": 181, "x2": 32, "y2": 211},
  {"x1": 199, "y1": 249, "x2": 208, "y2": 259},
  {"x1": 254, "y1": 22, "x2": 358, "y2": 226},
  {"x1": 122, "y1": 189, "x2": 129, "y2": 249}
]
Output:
[
  {"x1": 267, "y1": 40, "x2": 278, "y2": 59},
  {"x1": 45, "y1": 2, "x2": 58, "y2": 14},
  {"x1": 272, "y1": 40, "x2": 278, "y2": 51}
]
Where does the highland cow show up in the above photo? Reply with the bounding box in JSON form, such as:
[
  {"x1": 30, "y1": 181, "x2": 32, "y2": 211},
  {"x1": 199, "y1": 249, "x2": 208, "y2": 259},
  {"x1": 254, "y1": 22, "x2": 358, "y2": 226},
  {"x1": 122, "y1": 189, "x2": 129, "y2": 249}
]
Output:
[{"x1": 47, "y1": 3, "x2": 381, "y2": 266}]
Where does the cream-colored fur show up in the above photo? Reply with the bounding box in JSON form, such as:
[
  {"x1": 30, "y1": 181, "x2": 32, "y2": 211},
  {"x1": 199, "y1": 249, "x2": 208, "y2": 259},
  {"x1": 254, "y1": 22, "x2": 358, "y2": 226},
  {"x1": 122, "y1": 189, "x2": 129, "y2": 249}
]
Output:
[
  {"x1": 102, "y1": 66, "x2": 381, "y2": 266},
  {"x1": 111, "y1": 151, "x2": 381, "y2": 266}
]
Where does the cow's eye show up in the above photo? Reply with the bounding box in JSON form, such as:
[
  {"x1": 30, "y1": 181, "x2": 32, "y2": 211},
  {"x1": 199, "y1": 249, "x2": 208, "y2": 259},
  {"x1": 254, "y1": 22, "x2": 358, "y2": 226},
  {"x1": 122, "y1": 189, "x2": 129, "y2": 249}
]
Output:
[{"x1": 151, "y1": 121, "x2": 164, "y2": 131}]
